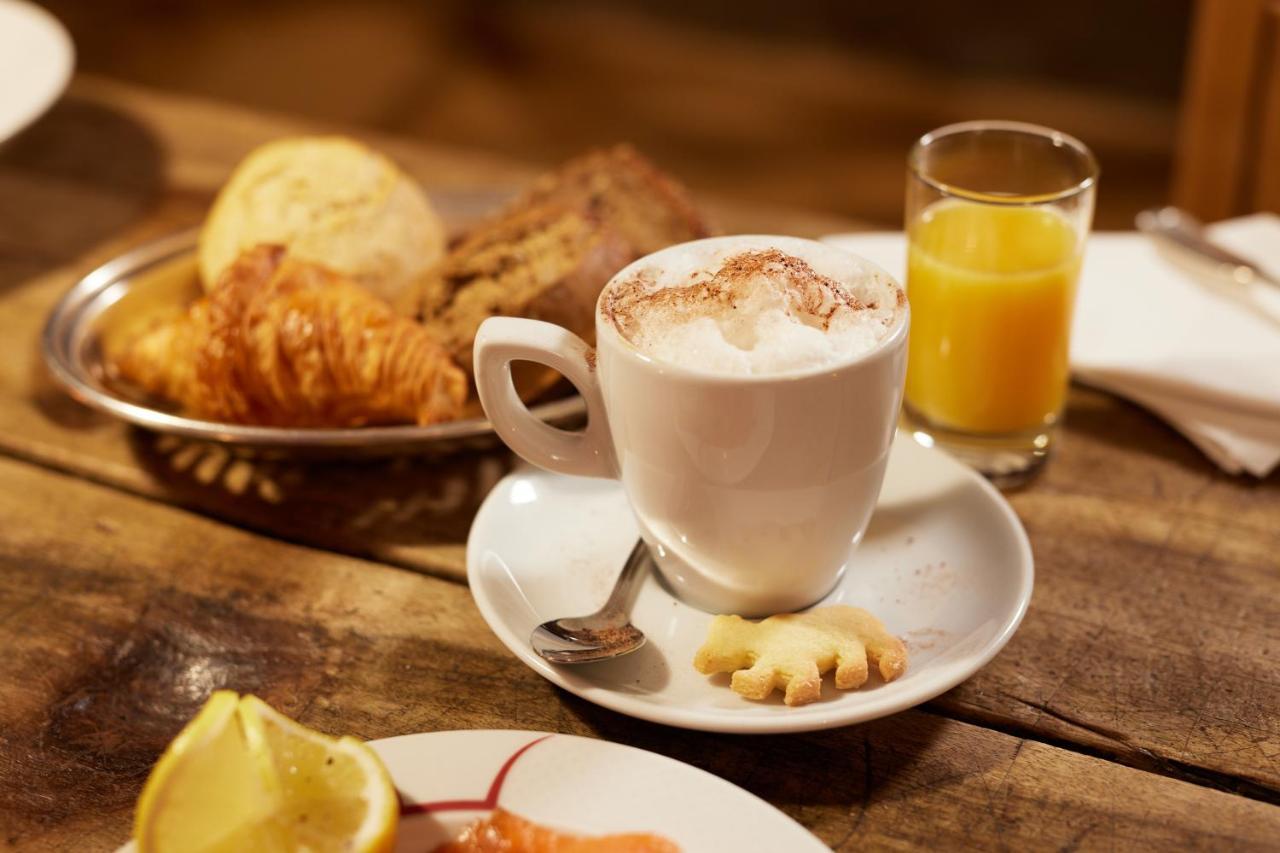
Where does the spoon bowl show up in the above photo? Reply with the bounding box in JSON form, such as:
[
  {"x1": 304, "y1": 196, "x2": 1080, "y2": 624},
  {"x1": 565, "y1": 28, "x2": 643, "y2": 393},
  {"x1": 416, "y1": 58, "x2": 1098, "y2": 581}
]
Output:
[{"x1": 530, "y1": 539, "x2": 650, "y2": 664}]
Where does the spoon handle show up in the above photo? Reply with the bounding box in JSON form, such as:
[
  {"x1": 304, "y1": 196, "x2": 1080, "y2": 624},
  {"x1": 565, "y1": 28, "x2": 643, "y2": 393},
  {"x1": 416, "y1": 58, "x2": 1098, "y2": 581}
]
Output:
[{"x1": 602, "y1": 539, "x2": 651, "y2": 615}]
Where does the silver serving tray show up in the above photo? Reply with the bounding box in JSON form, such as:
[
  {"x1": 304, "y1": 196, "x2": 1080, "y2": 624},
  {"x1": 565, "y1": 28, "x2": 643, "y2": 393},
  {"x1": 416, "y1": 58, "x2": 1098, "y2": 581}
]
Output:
[{"x1": 41, "y1": 229, "x2": 586, "y2": 458}]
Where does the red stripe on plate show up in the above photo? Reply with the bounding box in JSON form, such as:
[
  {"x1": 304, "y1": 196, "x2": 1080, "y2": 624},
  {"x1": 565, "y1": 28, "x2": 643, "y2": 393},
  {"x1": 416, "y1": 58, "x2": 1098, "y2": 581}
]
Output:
[{"x1": 400, "y1": 734, "x2": 554, "y2": 815}]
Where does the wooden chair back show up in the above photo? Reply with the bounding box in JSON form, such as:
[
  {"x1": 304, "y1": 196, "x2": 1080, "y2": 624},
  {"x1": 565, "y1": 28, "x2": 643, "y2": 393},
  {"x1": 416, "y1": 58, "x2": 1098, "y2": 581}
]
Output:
[{"x1": 1173, "y1": 0, "x2": 1280, "y2": 217}]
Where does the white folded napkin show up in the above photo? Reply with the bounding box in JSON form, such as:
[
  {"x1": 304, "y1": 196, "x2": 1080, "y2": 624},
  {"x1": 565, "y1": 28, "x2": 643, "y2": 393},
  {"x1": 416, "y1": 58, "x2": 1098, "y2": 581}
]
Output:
[{"x1": 823, "y1": 214, "x2": 1280, "y2": 477}]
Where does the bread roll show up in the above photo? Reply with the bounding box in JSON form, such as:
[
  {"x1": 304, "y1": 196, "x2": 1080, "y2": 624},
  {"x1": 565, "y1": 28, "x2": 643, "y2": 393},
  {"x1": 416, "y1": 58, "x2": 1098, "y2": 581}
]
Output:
[{"x1": 199, "y1": 136, "x2": 446, "y2": 304}]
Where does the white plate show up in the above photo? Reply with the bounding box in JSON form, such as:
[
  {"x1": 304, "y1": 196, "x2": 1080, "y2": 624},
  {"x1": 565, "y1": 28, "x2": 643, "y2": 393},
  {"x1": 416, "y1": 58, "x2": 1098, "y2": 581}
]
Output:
[
  {"x1": 116, "y1": 729, "x2": 822, "y2": 851},
  {"x1": 379, "y1": 729, "x2": 824, "y2": 851},
  {"x1": 0, "y1": 0, "x2": 73, "y2": 144},
  {"x1": 468, "y1": 432, "x2": 1034, "y2": 733}
]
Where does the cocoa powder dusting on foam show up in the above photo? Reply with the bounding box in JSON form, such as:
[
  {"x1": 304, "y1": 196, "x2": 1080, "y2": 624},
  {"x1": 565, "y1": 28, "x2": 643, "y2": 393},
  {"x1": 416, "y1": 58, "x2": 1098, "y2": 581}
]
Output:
[
  {"x1": 604, "y1": 249, "x2": 863, "y2": 341},
  {"x1": 719, "y1": 250, "x2": 863, "y2": 330}
]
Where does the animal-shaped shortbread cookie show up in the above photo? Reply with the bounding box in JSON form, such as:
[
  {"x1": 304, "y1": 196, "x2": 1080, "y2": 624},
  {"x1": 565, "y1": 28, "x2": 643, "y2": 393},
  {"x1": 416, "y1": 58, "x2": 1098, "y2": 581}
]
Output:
[{"x1": 693, "y1": 605, "x2": 908, "y2": 706}]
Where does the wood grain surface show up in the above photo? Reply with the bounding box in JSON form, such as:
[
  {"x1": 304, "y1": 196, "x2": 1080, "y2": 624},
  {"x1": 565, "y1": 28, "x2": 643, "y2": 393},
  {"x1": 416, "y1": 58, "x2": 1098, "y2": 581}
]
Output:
[
  {"x1": 1, "y1": 75, "x2": 1278, "y2": 850},
  {"x1": 2, "y1": 458, "x2": 1277, "y2": 851}
]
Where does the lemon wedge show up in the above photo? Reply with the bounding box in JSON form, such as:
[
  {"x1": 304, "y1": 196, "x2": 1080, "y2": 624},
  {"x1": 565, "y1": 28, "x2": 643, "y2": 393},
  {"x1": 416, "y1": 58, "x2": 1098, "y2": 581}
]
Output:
[{"x1": 134, "y1": 691, "x2": 397, "y2": 853}]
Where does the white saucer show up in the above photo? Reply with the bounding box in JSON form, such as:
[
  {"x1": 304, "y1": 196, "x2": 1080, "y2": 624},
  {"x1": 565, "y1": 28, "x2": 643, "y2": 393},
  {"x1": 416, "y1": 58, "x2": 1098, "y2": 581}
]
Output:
[
  {"x1": 378, "y1": 729, "x2": 825, "y2": 851},
  {"x1": 0, "y1": 0, "x2": 73, "y2": 144},
  {"x1": 468, "y1": 433, "x2": 1033, "y2": 733}
]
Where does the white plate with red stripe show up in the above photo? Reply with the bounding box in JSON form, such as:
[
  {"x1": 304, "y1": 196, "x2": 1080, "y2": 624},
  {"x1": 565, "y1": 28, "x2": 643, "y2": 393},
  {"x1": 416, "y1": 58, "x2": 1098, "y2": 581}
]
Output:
[{"x1": 377, "y1": 729, "x2": 826, "y2": 851}]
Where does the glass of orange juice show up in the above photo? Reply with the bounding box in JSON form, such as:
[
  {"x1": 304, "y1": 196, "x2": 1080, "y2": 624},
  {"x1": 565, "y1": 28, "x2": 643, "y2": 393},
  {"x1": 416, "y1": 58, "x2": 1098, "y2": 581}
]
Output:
[{"x1": 904, "y1": 121, "x2": 1097, "y2": 487}]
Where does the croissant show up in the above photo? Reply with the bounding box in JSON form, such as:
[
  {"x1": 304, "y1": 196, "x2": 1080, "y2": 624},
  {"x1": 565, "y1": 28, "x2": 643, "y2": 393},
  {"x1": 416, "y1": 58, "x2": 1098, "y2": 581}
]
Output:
[{"x1": 111, "y1": 245, "x2": 467, "y2": 427}]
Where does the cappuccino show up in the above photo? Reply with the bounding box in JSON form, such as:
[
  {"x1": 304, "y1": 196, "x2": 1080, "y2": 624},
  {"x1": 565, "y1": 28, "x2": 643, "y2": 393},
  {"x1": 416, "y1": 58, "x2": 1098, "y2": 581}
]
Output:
[
  {"x1": 601, "y1": 236, "x2": 904, "y2": 376},
  {"x1": 476, "y1": 234, "x2": 910, "y2": 614}
]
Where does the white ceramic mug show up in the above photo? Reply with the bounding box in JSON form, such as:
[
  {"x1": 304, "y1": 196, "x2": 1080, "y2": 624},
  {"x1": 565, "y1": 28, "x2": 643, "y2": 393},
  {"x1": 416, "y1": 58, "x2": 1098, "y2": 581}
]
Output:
[{"x1": 474, "y1": 236, "x2": 909, "y2": 615}]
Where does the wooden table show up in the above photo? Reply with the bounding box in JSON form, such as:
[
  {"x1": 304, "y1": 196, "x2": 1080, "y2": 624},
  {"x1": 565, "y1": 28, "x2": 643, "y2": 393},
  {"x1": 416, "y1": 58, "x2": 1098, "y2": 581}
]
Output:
[{"x1": 1, "y1": 76, "x2": 1278, "y2": 851}]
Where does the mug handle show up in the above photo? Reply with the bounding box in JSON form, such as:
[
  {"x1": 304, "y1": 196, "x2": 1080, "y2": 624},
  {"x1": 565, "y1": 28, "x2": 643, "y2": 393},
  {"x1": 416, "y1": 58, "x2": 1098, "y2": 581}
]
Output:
[{"x1": 473, "y1": 316, "x2": 617, "y2": 479}]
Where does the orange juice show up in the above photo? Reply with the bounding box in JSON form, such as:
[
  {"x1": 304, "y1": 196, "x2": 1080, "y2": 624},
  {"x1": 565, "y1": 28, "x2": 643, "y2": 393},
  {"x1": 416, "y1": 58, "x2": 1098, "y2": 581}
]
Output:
[{"x1": 905, "y1": 201, "x2": 1081, "y2": 434}]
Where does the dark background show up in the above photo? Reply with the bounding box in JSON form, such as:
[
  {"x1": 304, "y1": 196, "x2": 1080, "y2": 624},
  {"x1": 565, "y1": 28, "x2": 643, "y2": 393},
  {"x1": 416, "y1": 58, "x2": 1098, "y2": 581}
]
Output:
[{"x1": 40, "y1": 0, "x2": 1193, "y2": 228}]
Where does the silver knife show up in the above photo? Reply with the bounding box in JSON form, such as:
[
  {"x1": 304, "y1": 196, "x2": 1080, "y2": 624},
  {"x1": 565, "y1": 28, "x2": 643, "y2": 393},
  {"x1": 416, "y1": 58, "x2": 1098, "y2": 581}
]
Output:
[{"x1": 1135, "y1": 206, "x2": 1280, "y2": 291}]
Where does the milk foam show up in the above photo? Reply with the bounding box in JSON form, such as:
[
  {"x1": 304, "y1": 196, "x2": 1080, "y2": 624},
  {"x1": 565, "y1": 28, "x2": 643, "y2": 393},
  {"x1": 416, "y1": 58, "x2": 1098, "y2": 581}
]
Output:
[{"x1": 601, "y1": 236, "x2": 904, "y2": 376}]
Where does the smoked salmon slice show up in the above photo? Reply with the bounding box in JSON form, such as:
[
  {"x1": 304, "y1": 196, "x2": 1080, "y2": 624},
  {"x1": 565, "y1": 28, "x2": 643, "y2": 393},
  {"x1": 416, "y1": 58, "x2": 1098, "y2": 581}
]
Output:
[{"x1": 434, "y1": 807, "x2": 680, "y2": 852}]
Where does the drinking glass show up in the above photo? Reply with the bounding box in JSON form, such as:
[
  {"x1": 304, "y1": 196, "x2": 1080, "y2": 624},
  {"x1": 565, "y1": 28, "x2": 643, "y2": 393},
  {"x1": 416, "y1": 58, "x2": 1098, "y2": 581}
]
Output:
[{"x1": 902, "y1": 120, "x2": 1097, "y2": 487}]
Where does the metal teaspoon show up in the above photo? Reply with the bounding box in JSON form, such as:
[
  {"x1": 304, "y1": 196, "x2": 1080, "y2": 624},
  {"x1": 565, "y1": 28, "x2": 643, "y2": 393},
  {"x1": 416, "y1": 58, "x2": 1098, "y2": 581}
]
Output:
[{"x1": 531, "y1": 539, "x2": 650, "y2": 664}]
